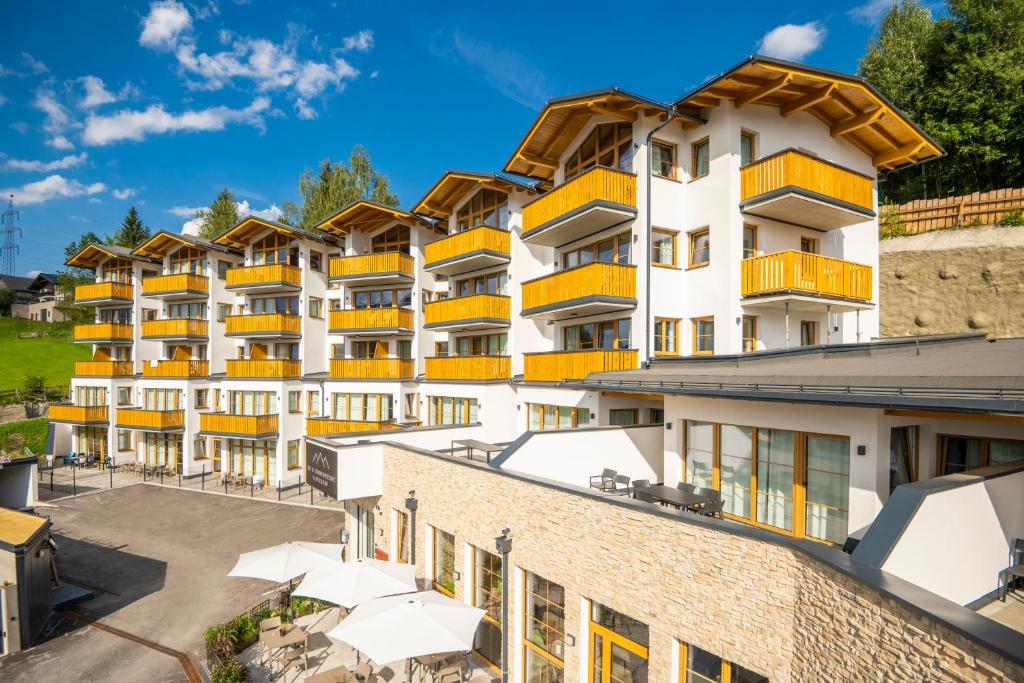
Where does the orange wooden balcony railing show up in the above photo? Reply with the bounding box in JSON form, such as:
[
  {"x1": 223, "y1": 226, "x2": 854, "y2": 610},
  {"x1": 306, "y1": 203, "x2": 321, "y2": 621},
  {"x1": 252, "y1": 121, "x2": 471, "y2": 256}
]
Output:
[{"x1": 523, "y1": 349, "x2": 638, "y2": 383}]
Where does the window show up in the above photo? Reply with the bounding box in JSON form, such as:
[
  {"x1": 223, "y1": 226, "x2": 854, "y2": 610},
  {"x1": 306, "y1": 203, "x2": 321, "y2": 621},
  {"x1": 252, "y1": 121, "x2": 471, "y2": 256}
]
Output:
[
  {"x1": 938, "y1": 435, "x2": 1024, "y2": 476},
  {"x1": 740, "y1": 130, "x2": 757, "y2": 166},
  {"x1": 527, "y1": 404, "x2": 589, "y2": 431},
  {"x1": 371, "y1": 225, "x2": 411, "y2": 253},
  {"x1": 472, "y1": 547, "x2": 503, "y2": 668},
  {"x1": 169, "y1": 247, "x2": 206, "y2": 275},
  {"x1": 351, "y1": 287, "x2": 412, "y2": 309},
  {"x1": 116, "y1": 387, "x2": 132, "y2": 405},
  {"x1": 800, "y1": 321, "x2": 817, "y2": 346},
  {"x1": 524, "y1": 573, "x2": 565, "y2": 683},
  {"x1": 287, "y1": 439, "x2": 300, "y2": 469},
  {"x1": 143, "y1": 388, "x2": 183, "y2": 410},
  {"x1": 692, "y1": 317, "x2": 714, "y2": 355},
  {"x1": 309, "y1": 251, "x2": 323, "y2": 271},
  {"x1": 800, "y1": 236, "x2": 818, "y2": 254},
  {"x1": 250, "y1": 295, "x2": 299, "y2": 315},
  {"x1": 651, "y1": 140, "x2": 676, "y2": 179},
  {"x1": 225, "y1": 438, "x2": 278, "y2": 485},
  {"x1": 394, "y1": 509, "x2": 410, "y2": 563},
  {"x1": 141, "y1": 308, "x2": 158, "y2": 321},
  {"x1": 167, "y1": 302, "x2": 206, "y2": 320},
  {"x1": 427, "y1": 396, "x2": 478, "y2": 426},
  {"x1": 563, "y1": 318, "x2": 631, "y2": 351},
  {"x1": 434, "y1": 341, "x2": 449, "y2": 357},
  {"x1": 331, "y1": 343, "x2": 345, "y2": 359},
  {"x1": 403, "y1": 393, "x2": 418, "y2": 421},
  {"x1": 588, "y1": 603, "x2": 648, "y2": 683},
  {"x1": 140, "y1": 432, "x2": 183, "y2": 471},
  {"x1": 194, "y1": 389, "x2": 208, "y2": 409},
  {"x1": 194, "y1": 437, "x2": 207, "y2": 461},
  {"x1": 890, "y1": 426, "x2": 919, "y2": 494},
  {"x1": 454, "y1": 333, "x2": 508, "y2": 357},
  {"x1": 331, "y1": 393, "x2": 394, "y2": 422},
  {"x1": 252, "y1": 232, "x2": 298, "y2": 266},
  {"x1": 609, "y1": 408, "x2": 639, "y2": 426},
  {"x1": 454, "y1": 271, "x2": 508, "y2": 297},
  {"x1": 742, "y1": 224, "x2": 758, "y2": 259},
  {"x1": 217, "y1": 260, "x2": 230, "y2": 279},
  {"x1": 456, "y1": 189, "x2": 509, "y2": 232},
  {"x1": 654, "y1": 318, "x2": 678, "y2": 355},
  {"x1": 306, "y1": 391, "x2": 320, "y2": 417},
  {"x1": 432, "y1": 528, "x2": 456, "y2": 596},
  {"x1": 563, "y1": 122, "x2": 633, "y2": 179},
  {"x1": 217, "y1": 303, "x2": 231, "y2": 322},
  {"x1": 117, "y1": 429, "x2": 132, "y2": 452},
  {"x1": 649, "y1": 408, "x2": 664, "y2": 424},
  {"x1": 651, "y1": 228, "x2": 677, "y2": 267},
  {"x1": 688, "y1": 228, "x2": 710, "y2": 268},
  {"x1": 308, "y1": 297, "x2": 323, "y2": 319},
  {"x1": 678, "y1": 640, "x2": 768, "y2": 683},
  {"x1": 691, "y1": 138, "x2": 710, "y2": 179},
  {"x1": 742, "y1": 316, "x2": 757, "y2": 353},
  {"x1": 561, "y1": 232, "x2": 630, "y2": 269},
  {"x1": 228, "y1": 390, "x2": 277, "y2": 415}
]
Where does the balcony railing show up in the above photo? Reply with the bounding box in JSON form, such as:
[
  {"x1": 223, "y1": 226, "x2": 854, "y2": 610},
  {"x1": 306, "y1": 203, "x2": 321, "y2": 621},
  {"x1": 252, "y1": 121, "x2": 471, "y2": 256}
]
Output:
[
  {"x1": 423, "y1": 294, "x2": 510, "y2": 329},
  {"x1": 423, "y1": 226, "x2": 511, "y2": 273},
  {"x1": 329, "y1": 252, "x2": 414, "y2": 281},
  {"x1": 741, "y1": 251, "x2": 873, "y2": 301},
  {"x1": 74, "y1": 281, "x2": 133, "y2": 303},
  {"x1": 140, "y1": 273, "x2": 209, "y2": 297},
  {"x1": 200, "y1": 413, "x2": 279, "y2": 438},
  {"x1": 225, "y1": 313, "x2": 300, "y2": 337},
  {"x1": 48, "y1": 404, "x2": 109, "y2": 424},
  {"x1": 305, "y1": 418, "x2": 398, "y2": 436},
  {"x1": 75, "y1": 361, "x2": 134, "y2": 377},
  {"x1": 521, "y1": 166, "x2": 637, "y2": 240},
  {"x1": 740, "y1": 149, "x2": 873, "y2": 211},
  {"x1": 74, "y1": 323, "x2": 133, "y2": 342},
  {"x1": 141, "y1": 319, "x2": 209, "y2": 339},
  {"x1": 328, "y1": 308, "x2": 414, "y2": 333},
  {"x1": 141, "y1": 360, "x2": 210, "y2": 378},
  {"x1": 523, "y1": 349, "x2": 638, "y2": 383},
  {"x1": 116, "y1": 408, "x2": 185, "y2": 430},
  {"x1": 225, "y1": 263, "x2": 301, "y2": 289},
  {"x1": 425, "y1": 355, "x2": 511, "y2": 382},
  {"x1": 521, "y1": 262, "x2": 636, "y2": 317},
  {"x1": 225, "y1": 359, "x2": 302, "y2": 379},
  {"x1": 329, "y1": 358, "x2": 415, "y2": 380}
]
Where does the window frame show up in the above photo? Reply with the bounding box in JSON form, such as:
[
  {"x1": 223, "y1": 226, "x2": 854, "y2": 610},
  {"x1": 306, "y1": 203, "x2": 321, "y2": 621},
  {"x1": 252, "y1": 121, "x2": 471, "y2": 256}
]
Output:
[
  {"x1": 740, "y1": 129, "x2": 757, "y2": 167},
  {"x1": 691, "y1": 137, "x2": 710, "y2": 180},
  {"x1": 937, "y1": 434, "x2": 1024, "y2": 476},
  {"x1": 742, "y1": 223, "x2": 758, "y2": 260},
  {"x1": 432, "y1": 527, "x2": 456, "y2": 597},
  {"x1": 288, "y1": 391, "x2": 301, "y2": 414},
  {"x1": 654, "y1": 317, "x2": 679, "y2": 356},
  {"x1": 687, "y1": 227, "x2": 710, "y2": 269},
  {"x1": 650, "y1": 139, "x2": 677, "y2": 180},
  {"x1": 651, "y1": 228, "x2": 678, "y2": 268},
  {"x1": 692, "y1": 316, "x2": 715, "y2": 356},
  {"x1": 308, "y1": 296, "x2": 324, "y2": 319},
  {"x1": 800, "y1": 320, "x2": 818, "y2": 347},
  {"x1": 742, "y1": 315, "x2": 758, "y2": 354}
]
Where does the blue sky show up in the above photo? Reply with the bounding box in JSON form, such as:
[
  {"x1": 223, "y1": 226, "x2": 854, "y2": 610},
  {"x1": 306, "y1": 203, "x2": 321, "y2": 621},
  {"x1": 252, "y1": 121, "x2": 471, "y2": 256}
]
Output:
[{"x1": 2, "y1": 0, "x2": 898, "y2": 275}]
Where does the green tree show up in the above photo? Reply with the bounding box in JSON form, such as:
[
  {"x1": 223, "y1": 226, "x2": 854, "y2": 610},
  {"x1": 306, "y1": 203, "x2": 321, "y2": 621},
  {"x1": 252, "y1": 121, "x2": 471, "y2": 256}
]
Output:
[
  {"x1": 57, "y1": 231, "x2": 104, "y2": 323},
  {"x1": 0, "y1": 285, "x2": 14, "y2": 317},
  {"x1": 108, "y1": 207, "x2": 152, "y2": 248},
  {"x1": 197, "y1": 188, "x2": 241, "y2": 240},
  {"x1": 280, "y1": 146, "x2": 398, "y2": 230},
  {"x1": 859, "y1": 1, "x2": 934, "y2": 120}
]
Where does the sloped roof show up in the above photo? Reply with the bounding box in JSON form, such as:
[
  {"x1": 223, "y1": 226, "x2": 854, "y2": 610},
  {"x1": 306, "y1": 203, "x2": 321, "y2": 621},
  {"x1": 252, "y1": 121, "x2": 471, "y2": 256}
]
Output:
[
  {"x1": 65, "y1": 243, "x2": 159, "y2": 269},
  {"x1": 212, "y1": 215, "x2": 339, "y2": 250},
  {"x1": 133, "y1": 230, "x2": 241, "y2": 258},
  {"x1": 412, "y1": 171, "x2": 539, "y2": 220},
  {"x1": 314, "y1": 200, "x2": 441, "y2": 237}
]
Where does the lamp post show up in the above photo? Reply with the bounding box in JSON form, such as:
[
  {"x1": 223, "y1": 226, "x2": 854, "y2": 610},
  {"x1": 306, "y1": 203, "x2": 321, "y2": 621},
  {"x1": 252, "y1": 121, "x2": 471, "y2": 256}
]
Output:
[
  {"x1": 405, "y1": 490, "x2": 417, "y2": 565},
  {"x1": 494, "y1": 528, "x2": 512, "y2": 683}
]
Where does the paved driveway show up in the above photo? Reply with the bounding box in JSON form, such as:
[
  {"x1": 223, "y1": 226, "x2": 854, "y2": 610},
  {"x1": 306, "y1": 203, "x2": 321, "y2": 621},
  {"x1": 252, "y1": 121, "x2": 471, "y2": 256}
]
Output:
[{"x1": 0, "y1": 484, "x2": 345, "y2": 682}]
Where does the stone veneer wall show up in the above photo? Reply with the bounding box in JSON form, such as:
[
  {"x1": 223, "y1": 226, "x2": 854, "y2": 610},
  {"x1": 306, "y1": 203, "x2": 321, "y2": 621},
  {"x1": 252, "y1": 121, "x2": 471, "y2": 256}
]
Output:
[{"x1": 357, "y1": 443, "x2": 1024, "y2": 683}]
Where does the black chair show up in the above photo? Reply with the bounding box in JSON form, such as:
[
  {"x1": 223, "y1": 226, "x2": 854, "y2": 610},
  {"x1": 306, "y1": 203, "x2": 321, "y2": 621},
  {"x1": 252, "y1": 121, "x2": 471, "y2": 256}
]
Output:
[
  {"x1": 699, "y1": 500, "x2": 724, "y2": 518},
  {"x1": 676, "y1": 482, "x2": 696, "y2": 493},
  {"x1": 589, "y1": 468, "x2": 617, "y2": 492},
  {"x1": 999, "y1": 538, "x2": 1024, "y2": 601}
]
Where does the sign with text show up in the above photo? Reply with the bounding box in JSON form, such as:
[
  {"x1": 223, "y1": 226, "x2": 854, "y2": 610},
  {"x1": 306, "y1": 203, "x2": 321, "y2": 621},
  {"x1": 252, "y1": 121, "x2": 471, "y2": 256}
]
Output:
[{"x1": 305, "y1": 442, "x2": 338, "y2": 499}]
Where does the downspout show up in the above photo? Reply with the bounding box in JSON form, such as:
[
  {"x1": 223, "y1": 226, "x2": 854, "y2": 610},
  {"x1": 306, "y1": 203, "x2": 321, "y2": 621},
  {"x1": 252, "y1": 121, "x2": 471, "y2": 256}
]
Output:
[{"x1": 644, "y1": 105, "x2": 677, "y2": 366}]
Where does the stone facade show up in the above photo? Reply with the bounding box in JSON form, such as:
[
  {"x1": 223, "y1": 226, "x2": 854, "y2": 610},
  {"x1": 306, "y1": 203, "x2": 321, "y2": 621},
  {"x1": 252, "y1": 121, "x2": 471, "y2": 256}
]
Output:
[{"x1": 352, "y1": 442, "x2": 1024, "y2": 683}]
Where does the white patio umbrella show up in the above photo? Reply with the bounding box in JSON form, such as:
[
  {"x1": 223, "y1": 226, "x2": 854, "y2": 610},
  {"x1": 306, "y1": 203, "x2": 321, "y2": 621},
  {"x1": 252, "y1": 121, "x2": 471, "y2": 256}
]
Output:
[
  {"x1": 326, "y1": 590, "x2": 485, "y2": 665},
  {"x1": 292, "y1": 558, "x2": 417, "y2": 609},
  {"x1": 227, "y1": 541, "x2": 345, "y2": 583}
]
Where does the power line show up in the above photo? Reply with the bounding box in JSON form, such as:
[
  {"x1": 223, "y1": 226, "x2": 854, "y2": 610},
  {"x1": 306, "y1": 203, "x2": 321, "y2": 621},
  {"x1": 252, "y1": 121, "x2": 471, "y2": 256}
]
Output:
[{"x1": 1, "y1": 194, "x2": 22, "y2": 276}]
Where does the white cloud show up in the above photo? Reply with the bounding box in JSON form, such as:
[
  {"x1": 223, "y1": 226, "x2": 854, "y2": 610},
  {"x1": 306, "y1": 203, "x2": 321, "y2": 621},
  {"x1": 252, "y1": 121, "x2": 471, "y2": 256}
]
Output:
[
  {"x1": 112, "y1": 188, "x2": 138, "y2": 200},
  {"x1": 82, "y1": 97, "x2": 270, "y2": 146},
  {"x1": 178, "y1": 199, "x2": 281, "y2": 234},
  {"x1": 69, "y1": 215, "x2": 90, "y2": 223},
  {"x1": 1, "y1": 152, "x2": 87, "y2": 172},
  {"x1": 88, "y1": 197, "x2": 102, "y2": 204},
  {"x1": 47, "y1": 135, "x2": 75, "y2": 150},
  {"x1": 168, "y1": 205, "x2": 203, "y2": 218},
  {"x1": 9, "y1": 122, "x2": 29, "y2": 135},
  {"x1": 0, "y1": 174, "x2": 106, "y2": 205},
  {"x1": 139, "y1": 0, "x2": 193, "y2": 50},
  {"x1": 342, "y1": 30, "x2": 374, "y2": 52},
  {"x1": 79, "y1": 76, "x2": 118, "y2": 109},
  {"x1": 369, "y1": 70, "x2": 379, "y2": 79},
  {"x1": 849, "y1": 0, "x2": 896, "y2": 25},
  {"x1": 21, "y1": 52, "x2": 48, "y2": 75},
  {"x1": 758, "y1": 22, "x2": 826, "y2": 62},
  {"x1": 239, "y1": 200, "x2": 282, "y2": 222},
  {"x1": 34, "y1": 84, "x2": 71, "y2": 133}
]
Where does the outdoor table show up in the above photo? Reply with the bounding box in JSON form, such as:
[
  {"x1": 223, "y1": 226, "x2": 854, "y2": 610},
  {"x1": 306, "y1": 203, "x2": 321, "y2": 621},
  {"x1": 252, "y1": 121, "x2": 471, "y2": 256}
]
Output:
[
  {"x1": 642, "y1": 485, "x2": 719, "y2": 511},
  {"x1": 451, "y1": 439, "x2": 503, "y2": 463},
  {"x1": 263, "y1": 623, "x2": 306, "y2": 653},
  {"x1": 305, "y1": 666, "x2": 356, "y2": 683}
]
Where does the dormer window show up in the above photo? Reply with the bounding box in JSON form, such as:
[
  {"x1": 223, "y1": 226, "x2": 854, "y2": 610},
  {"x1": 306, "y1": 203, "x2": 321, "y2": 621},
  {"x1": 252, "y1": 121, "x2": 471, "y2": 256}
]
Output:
[
  {"x1": 563, "y1": 122, "x2": 633, "y2": 180},
  {"x1": 102, "y1": 258, "x2": 134, "y2": 284},
  {"x1": 169, "y1": 247, "x2": 206, "y2": 275},
  {"x1": 371, "y1": 224, "x2": 411, "y2": 253},
  {"x1": 252, "y1": 232, "x2": 298, "y2": 266},
  {"x1": 456, "y1": 189, "x2": 508, "y2": 232}
]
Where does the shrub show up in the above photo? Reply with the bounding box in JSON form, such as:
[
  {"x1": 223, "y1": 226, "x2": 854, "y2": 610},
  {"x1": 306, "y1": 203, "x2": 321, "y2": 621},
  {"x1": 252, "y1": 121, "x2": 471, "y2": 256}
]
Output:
[
  {"x1": 998, "y1": 208, "x2": 1024, "y2": 226},
  {"x1": 289, "y1": 596, "x2": 311, "y2": 616},
  {"x1": 203, "y1": 623, "x2": 236, "y2": 662},
  {"x1": 230, "y1": 614, "x2": 260, "y2": 648},
  {"x1": 212, "y1": 656, "x2": 251, "y2": 683},
  {"x1": 879, "y1": 206, "x2": 910, "y2": 239},
  {"x1": 21, "y1": 374, "x2": 46, "y2": 402}
]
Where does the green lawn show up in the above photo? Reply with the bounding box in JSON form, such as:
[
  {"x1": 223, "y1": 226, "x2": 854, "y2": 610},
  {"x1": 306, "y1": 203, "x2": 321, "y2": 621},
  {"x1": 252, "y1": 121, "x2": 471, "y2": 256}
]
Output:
[
  {"x1": 0, "y1": 418, "x2": 48, "y2": 455},
  {"x1": 0, "y1": 318, "x2": 90, "y2": 391}
]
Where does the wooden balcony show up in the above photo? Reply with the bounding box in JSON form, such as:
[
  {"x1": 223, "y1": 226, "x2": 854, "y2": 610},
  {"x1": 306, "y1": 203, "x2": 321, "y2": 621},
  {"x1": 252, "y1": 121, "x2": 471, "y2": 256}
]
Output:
[
  {"x1": 329, "y1": 358, "x2": 415, "y2": 380},
  {"x1": 741, "y1": 251, "x2": 873, "y2": 309},
  {"x1": 328, "y1": 308, "x2": 414, "y2": 335},
  {"x1": 141, "y1": 360, "x2": 210, "y2": 378},
  {"x1": 74, "y1": 281, "x2": 133, "y2": 304},
  {"x1": 423, "y1": 294, "x2": 510, "y2": 331},
  {"x1": 75, "y1": 361, "x2": 134, "y2": 377},
  {"x1": 200, "y1": 413, "x2": 278, "y2": 438},
  {"x1": 424, "y1": 356, "x2": 511, "y2": 382},
  {"x1": 305, "y1": 418, "x2": 398, "y2": 437},
  {"x1": 521, "y1": 262, "x2": 636, "y2": 320},
  {"x1": 521, "y1": 167, "x2": 637, "y2": 246},
  {"x1": 225, "y1": 263, "x2": 301, "y2": 292},
  {"x1": 739, "y1": 149, "x2": 875, "y2": 229},
  {"x1": 74, "y1": 323, "x2": 133, "y2": 343},
  {"x1": 423, "y1": 226, "x2": 511, "y2": 276},
  {"x1": 140, "y1": 273, "x2": 209, "y2": 299},
  {"x1": 49, "y1": 404, "x2": 108, "y2": 425},
  {"x1": 141, "y1": 319, "x2": 208, "y2": 339},
  {"x1": 116, "y1": 408, "x2": 185, "y2": 431},
  {"x1": 225, "y1": 359, "x2": 302, "y2": 379},
  {"x1": 523, "y1": 349, "x2": 638, "y2": 383},
  {"x1": 329, "y1": 252, "x2": 414, "y2": 286},
  {"x1": 225, "y1": 314, "x2": 300, "y2": 338}
]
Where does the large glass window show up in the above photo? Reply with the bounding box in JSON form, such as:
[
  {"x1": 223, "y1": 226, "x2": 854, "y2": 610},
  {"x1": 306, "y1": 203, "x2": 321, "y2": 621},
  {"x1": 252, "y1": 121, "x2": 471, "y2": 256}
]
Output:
[
  {"x1": 228, "y1": 390, "x2": 276, "y2": 415},
  {"x1": 169, "y1": 246, "x2": 206, "y2": 275},
  {"x1": 563, "y1": 318, "x2": 630, "y2": 351},
  {"x1": 395, "y1": 509, "x2": 410, "y2": 564},
  {"x1": 226, "y1": 438, "x2": 277, "y2": 485},
  {"x1": 939, "y1": 435, "x2": 1024, "y2": 475},
  {"x1": 457, "y1": 189, "x2": 509, "y2": 231},
  {"x1": 432, "y1": 528, "x2": 455, "y2": 596},
  {"x1": 563, "y1": 122, "x2": 633, "y2": 179},
  {"x1": 804, "y1": 434, "x2": 851, "y2": 545},
  {"x1": 167, "y1": 301, "x2": 207, "y2": 319},
  {"x1": 890, "y1": 426, "x2": 918, "y2": 493},
  {"x1": 250, "y1": 296, "x2": 298, "y2": 315},
  {"x1": 527, "y1": 404, "x2": 589, "y2": 431},
  {"x1": 562, "y1": 232, "x2": 630, "y2": 269},
  {"x1": 651, "y1": 140, "x2": 676, "y2": 179},
  {"x1": 651, "y1": 229, "x2": 676, "y2": 267},
  {"x1": 251, "y1": 232, "x2": 298, "y2": 266},
  {"x1": 427, "y1": 396, "x2": 478, "y2": 426},
  {"x1": 589, "y1": 602, "x2": 648, "y2": 683},
  {"x1": 685, "y1": 421, "x2": 715, "y2": 490},
  {"x1": 454, "y1": 271, "x2": 508, "y2": 297},
  {"x1": 678, "y1": 641, "x2": 768, "y2": 683},
  {"x1": 691, "y1": 138, "x2": 710, "y2": 178},
  {"x1": 524, "y1": 573, "x2": 565, "y2": 683},
  {"x1": 472, "y1": 548, "x2": 503, "y2": 668},
  {"x1": 144, "y1": 388, "x2": 183, "y2": 411},
  {"x1": 371, "y1": 224, "x2": 411, "y2": 254},
  {"x1": 719, "y1": 424, "x2": 754, "y2": 519},
  {"x1": 331, "y1": 393, "x2": 393, "y2": 422},
  {"x1": 755, "y1": 429, "x2": 796, "y2": 532},
  {"x1": 455, "y1": 333, "x2": 508, "y2": 357},
  {"x1": 352, "y1": 287, "x2": 412, "y2": 309}
]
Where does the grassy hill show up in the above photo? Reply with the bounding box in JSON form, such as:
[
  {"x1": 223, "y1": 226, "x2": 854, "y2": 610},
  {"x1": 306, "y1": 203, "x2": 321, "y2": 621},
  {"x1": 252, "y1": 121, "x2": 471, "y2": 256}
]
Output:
[
  {"x1": 0, "y1": 418, "x2": 48, "y2": 454},
  {"x1": 0, "y1": 318, "x2": 90, "y2": 391}
]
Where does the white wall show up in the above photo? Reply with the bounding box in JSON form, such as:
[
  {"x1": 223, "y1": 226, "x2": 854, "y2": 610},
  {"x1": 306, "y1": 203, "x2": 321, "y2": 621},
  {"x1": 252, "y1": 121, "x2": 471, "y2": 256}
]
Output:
[{"x1": 331, "y1": 423, "x2": 488, "y2": 451}]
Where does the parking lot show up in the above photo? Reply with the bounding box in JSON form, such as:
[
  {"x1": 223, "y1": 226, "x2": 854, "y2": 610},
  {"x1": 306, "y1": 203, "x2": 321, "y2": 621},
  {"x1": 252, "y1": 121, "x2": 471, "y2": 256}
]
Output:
[{"x1": 0, "y1": 484, "x2": 345, "y2": 682}]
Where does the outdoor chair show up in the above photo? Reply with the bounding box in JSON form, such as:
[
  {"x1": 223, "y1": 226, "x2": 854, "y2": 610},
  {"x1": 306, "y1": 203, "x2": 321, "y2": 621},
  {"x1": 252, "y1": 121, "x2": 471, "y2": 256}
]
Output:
[
  {"x1": 436, "y1": 658, "x2": 463, "y2": 683},
  {"x1": 278, "y1": 646, "x2": 307, "y2": 676},
  {"x1": 676, "y1": 482, "x2": 695, "y2": 493},
  {"x1": 631, "y1": 479, "x2": 650, "y2": 496},
  {"x1": 999, "y1": 538, "x2": 1024, "y2": 601},
  {"x1": 699, "y1": 500, "x2": 725, "y2": 518},
  {"x1": 609, "y1": 474, "x2": 631, "y2": 496},
  {"x1": 589, "y1": 468, "x2": 617, "y2": 492},
  {"x1": 354, "y1": 661, "x2": 374, "y2": 682}
]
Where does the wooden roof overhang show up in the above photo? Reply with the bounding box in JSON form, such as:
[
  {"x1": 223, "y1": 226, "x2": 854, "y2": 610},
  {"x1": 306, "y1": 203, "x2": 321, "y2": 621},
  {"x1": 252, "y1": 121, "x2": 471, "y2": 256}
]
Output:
[
  {"x1": 314, "y1": 200, "x2": 442, "y2": 237},
  {"x1": 65, "y1": 243, "x2": 157, "y2": 269},
  {"x1": 412, "y1": 171, "x2": 538, "y2": 220},
  {"x1": 132, "y1": 230, "x2": 241, "y2": 258},
  {"x1": 213, "y1": 216, "x2": 337, "y2": 250},
  {"x1": 504, "y1": 88, "x2": 704, "y2": 181},
  {"x1": 674, "y1": 56, "x2": 943, "y2": 171}
]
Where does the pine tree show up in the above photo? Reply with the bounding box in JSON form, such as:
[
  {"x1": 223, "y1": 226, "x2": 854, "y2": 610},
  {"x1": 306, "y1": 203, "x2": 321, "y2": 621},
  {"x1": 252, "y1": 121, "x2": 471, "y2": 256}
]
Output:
[
  {"x1": 197, "y1": 188, "x2": 241, "y2": 240},
  {"x1": 109, "y1": 207, "x2": 152, "y2": 249}
]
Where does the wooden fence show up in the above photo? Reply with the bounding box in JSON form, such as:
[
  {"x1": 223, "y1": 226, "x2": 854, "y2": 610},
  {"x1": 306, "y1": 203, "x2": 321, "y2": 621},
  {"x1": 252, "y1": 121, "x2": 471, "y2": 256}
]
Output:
[{"x1": 880, "y1": 188, "x2": 1024, "y2": 234}]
